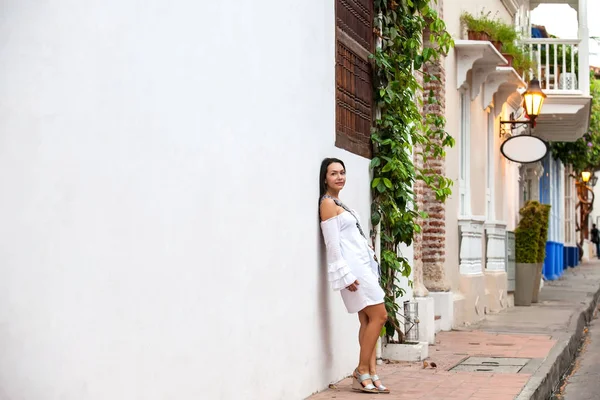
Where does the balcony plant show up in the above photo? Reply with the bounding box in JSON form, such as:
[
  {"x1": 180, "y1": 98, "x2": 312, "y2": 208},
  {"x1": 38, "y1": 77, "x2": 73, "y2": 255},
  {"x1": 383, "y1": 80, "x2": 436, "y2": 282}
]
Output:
[
  {"x1": 461, "y1": 11, "x2": 518, "y2": 53},
  {"x1": 514, "y1": 201, "x2": 542, "y2": 306},
  {"x1": 533, "y1": 204, "x2": 551, "y2": 303},
  {"x1": 460, "y1": 11, "x2": 493, "y2": 42},
  {"x1": 503, "y1": 42, "x2": 536, "y2": 75}
]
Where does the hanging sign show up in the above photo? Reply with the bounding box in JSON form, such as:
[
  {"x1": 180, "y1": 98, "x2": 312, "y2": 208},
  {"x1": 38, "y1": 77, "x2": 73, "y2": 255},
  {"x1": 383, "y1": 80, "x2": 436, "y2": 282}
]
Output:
[{"x1": 500, "y1": 135, "x2": 548, "y2": 164}]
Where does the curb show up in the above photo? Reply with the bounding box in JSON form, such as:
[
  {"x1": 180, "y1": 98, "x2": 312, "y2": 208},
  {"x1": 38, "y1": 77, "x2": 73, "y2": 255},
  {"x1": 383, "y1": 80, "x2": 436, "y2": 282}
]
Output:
[{"x1": 516, "y1": 282, "x2": 600, "y2": 400}]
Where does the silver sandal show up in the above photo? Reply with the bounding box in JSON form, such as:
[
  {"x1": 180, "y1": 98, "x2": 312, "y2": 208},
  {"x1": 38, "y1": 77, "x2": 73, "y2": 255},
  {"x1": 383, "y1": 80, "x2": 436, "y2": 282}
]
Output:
[
  {"x1": 351, "y1": 369, "x2": 378, "y2": 393},
  {"x1": 371, "y1": 374, "x2": 390, "y2": 394}
]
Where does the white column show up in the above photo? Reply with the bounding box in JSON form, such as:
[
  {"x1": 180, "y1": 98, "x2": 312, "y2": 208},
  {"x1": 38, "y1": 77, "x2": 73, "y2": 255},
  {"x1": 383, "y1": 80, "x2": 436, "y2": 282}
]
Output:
[
  {"x1": 520, "y1": 162, "x2": 544, "y2": 206},
  {"x1": 549, "y1": 158, "x2": 556, "y2": 242},
  {"x1": 559, "y1": 162, "x2": 566, "y2": 244},
  {"x1": 486, "y1": 112, "x2": 495, "y2": 220},
  {"x1": 459, "y1": 91, "x2": 472, "y2": 216},
  {"x1": 578, "y1": 0, "x2": 590, "y2": 94}
]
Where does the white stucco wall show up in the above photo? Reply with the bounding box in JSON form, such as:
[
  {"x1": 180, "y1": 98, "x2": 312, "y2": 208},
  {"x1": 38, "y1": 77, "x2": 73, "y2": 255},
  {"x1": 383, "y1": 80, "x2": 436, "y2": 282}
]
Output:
[
  {"x1": 0, "y1": 1, "x2": 374, "y2": 399},
  {"x1": 444, "y1": 0, "x2": 514, "y2": 291}
]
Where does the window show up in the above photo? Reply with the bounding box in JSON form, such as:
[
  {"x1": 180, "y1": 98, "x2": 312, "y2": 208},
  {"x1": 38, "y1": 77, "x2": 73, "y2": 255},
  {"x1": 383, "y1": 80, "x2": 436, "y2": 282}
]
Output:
[{"x1": 335, "y1": 0, "x2": 374, "y2": 158}]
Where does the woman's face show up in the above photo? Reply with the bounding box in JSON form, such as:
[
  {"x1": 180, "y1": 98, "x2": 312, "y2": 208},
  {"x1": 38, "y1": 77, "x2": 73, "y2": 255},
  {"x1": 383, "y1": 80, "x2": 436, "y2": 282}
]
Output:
[{"x1": 325, "y1": 162, "x2": 346, "y2": 192}]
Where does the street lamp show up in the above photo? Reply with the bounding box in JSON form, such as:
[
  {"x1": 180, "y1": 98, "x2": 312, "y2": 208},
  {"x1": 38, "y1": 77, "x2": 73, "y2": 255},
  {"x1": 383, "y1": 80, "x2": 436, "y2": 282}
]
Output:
[
  {"x1": 582, "y1": 171, "x2": 592, "y2": 183},
  {"x1": 522, "y1": 78, "x2": 547, "y2": 121},
  {"x1": 574, "y1": 171, "x2": 596, "y2": 260},
  {"x1": 499, "y1": 79, "x2": 548, "y2": 164},
  {"x1": 499, "y1": 78, "x2": 547, "y2": 136}
]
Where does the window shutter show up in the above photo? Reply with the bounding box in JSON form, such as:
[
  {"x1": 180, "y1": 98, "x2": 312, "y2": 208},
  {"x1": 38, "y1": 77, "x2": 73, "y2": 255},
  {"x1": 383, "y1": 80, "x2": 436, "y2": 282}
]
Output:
[{"x1": 335, "y1": 0, "x2": 374, "y2": 158}]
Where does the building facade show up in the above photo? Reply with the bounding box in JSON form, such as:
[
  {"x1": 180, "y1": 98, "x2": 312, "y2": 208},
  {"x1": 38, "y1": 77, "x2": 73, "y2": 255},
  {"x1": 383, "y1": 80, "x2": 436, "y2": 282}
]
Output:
[
  {"x1": 415, "y1": 0, "x2": 592, "y2": 330},
  {"x1": 0, "y1": 1, "x2": 378, "y2": 399},
  {"x1": 0, "y1": 0, "x2": 592, "y2": 399}
]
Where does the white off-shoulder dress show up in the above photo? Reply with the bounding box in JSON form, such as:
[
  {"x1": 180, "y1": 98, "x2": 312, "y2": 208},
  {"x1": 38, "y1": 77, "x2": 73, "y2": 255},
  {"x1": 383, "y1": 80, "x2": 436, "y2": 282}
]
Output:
[{"x1": 320, "y1": 202, "x2": 385, "y2": 313}]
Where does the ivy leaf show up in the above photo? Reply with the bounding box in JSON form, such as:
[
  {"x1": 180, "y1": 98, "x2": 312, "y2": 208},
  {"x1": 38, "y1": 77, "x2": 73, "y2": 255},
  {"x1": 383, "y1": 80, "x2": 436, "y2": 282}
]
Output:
[
  {"x1": 372, "y1": 1, "x2": 454, "y2": 343},
  {"x1": 381, "y1": 162, "x2": 394, "y2": 173},
  {"x1": 372, "y1": 210, "x2": 382, "y2": 226}
]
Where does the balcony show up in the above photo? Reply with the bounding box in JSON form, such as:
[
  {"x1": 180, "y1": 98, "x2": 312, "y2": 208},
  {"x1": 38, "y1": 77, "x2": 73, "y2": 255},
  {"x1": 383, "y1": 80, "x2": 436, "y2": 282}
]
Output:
[
  {"x1": 519, "y1": 0, "x2": 592, "y2": 142},
  {"x1": 522, "y1": 38, "x2": 585, "y2": 93}
]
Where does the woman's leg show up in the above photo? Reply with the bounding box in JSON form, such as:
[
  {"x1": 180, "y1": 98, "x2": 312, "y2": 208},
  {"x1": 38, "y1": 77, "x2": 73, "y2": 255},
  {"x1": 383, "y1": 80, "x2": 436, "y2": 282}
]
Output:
[
  {"x1": 358, "y1": 310, "x2": 369, "y2": 348},
  {"x1": 369, "y1": 342, "x2": 378, "y2": 376},
  {"x1": 356, "y1": 303, "x2": 388, "y2": 377}
]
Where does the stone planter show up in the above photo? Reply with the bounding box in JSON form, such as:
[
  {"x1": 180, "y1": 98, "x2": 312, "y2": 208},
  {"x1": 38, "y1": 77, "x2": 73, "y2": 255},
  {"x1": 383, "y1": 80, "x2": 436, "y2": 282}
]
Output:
[
  {"x1": 382, "y1": 341, "x2": 429, "y2": 362},
  {"x1": 515, "y1": 263, "x2": 537, "y2": 306},
  {"x1": 531, "y1": 263, "x2": 544, "y2": 303}
]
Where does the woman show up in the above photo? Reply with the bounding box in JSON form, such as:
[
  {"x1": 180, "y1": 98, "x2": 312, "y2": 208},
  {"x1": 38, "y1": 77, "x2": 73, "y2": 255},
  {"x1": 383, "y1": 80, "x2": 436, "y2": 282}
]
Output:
[{"x1": 319, "y1": 158, "x2": 390, "y2": 394}]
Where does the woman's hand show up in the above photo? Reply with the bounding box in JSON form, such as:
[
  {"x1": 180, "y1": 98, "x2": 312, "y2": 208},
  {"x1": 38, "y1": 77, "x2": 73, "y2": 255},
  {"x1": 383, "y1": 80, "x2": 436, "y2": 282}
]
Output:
[{"x1": 346, "y1": 280, "x2": 360, "y2": 292}]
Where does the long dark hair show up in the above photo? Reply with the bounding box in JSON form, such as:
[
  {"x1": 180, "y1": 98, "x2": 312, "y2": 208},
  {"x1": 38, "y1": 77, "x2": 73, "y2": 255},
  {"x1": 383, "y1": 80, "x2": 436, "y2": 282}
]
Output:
[{"x1": 319, "y1": 157, "x2": 346, "y2": 199}]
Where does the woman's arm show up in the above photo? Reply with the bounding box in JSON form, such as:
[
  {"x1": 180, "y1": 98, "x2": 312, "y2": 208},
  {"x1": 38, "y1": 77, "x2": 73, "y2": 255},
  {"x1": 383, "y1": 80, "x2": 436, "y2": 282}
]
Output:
[{"x1": 320, "y1": 204, "x2": 359, "y2": 291}]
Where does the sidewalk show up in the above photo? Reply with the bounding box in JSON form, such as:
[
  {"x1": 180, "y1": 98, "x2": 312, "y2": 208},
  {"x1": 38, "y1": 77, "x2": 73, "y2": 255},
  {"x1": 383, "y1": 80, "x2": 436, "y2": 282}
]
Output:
[{"x1": 308, "y1": 260, "x2": 600, "y2": 400}]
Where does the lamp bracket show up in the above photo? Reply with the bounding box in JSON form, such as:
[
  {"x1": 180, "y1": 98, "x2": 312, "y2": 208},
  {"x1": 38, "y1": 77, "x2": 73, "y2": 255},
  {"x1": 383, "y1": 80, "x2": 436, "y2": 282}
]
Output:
[{"x1": 499, "y1": 111, "x2": 535, "y2": 138}]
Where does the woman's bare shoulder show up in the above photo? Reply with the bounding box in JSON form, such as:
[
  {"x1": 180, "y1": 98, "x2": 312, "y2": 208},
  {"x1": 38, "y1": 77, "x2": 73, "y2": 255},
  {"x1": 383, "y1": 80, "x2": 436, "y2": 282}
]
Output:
[{"x1": 320, "y1": 198, "x2": 339, "y2": 221}]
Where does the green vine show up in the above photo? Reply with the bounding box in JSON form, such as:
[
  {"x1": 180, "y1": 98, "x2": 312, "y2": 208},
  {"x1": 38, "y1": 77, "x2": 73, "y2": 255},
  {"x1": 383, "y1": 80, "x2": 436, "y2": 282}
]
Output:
[{"x1": 370, "y1": 0, "x2": 455, "y2": 342}]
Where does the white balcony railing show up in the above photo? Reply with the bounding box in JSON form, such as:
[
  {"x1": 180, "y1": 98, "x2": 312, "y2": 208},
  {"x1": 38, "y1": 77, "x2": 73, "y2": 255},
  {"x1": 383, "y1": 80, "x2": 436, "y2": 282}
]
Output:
[{"x1": 522, "y1": 38, "x2": 585, "y2": 93}]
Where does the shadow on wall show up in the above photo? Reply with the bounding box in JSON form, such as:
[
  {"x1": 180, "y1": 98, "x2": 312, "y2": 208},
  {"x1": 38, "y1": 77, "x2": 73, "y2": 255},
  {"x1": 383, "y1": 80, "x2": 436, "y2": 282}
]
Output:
[{"x1": 317, "y1": 221, "x2": 333, "y2": 370}]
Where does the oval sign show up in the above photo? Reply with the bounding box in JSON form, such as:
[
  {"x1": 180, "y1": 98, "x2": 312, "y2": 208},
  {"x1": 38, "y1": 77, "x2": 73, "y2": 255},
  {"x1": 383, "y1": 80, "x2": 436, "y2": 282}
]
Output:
[{"x1": 500, "y1": 135, "x2": 548, "y2": 164}]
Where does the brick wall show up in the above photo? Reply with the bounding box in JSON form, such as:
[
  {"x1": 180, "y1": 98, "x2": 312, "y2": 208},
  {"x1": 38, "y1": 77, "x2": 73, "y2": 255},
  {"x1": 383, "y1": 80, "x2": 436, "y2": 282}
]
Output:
[{"x1": 414, "y1": 5, "x2": 450, "y2": 292}]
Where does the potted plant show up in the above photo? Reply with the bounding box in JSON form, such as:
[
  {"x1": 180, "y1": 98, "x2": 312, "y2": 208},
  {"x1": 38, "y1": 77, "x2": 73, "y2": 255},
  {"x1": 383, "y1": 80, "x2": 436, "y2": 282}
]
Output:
[
  {"x1": 500, "y1": 42, "x2": 518, "y2": 67},
  {"x1": 493, "y1": 23, "x2": 519, "y2": 58},
  {"x1": 512, "y1": 50, "x2": 536, "y2": 76},
  {"x1": 460, "y1": 11, "x2": 493, "y2": 42},
  {"x1": 533, "y1": 204, "x2": 551, "y2": 303},
  {"x1": 514, "y1": 201, "x2": 542, "y2": 306}
]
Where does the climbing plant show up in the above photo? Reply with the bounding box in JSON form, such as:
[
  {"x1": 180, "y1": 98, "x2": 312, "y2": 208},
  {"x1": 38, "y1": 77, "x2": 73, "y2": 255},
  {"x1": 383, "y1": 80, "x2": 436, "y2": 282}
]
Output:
[
  {"x1": 550, "y1": 74, "x2": 600, "y2": 174},
  {"x1": 370, "y1": 0, "x2": 455, "y2": 342}
]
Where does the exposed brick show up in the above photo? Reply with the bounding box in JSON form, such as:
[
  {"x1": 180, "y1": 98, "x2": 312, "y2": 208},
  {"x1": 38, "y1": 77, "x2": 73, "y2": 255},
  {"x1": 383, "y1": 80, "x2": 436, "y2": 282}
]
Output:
[{"x1": 415, "y1": 5, "x2": 449, "y2": 292}]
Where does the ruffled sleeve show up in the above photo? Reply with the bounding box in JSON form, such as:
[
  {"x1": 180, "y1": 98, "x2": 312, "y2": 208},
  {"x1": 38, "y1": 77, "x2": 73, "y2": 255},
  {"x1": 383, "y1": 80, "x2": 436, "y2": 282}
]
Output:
[{"x1": 320, "y1": 216, "x2": 357, "y2": 291}]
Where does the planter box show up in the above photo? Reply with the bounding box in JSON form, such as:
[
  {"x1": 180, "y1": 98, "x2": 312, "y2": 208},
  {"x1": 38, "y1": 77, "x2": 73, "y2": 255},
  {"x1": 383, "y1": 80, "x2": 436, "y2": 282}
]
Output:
[
  {"x1": 515, "y1": 263, "x2": 537, "y2": 306},
  {"x1": 501, "y1": 54, "x2": 514, "y2": 67},
  {"x1": 467, "y1": 30, "x2": 491, "y2": 41},
  {"x1": 491, "y1": 40, "x2": 502, "y2": 52},
  {"x1": 382, "y1": 341, "x2": 429, "y2": 362}
]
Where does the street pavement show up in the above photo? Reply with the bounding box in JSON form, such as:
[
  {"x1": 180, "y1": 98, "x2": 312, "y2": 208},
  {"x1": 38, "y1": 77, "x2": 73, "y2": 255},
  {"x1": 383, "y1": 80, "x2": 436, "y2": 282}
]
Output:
[
  {"x1": 308, "y1": 260, "x2": 600, "y2": 400},
  {"x1": 557, "y1": 305, "x2": 600, "y2": 399}
]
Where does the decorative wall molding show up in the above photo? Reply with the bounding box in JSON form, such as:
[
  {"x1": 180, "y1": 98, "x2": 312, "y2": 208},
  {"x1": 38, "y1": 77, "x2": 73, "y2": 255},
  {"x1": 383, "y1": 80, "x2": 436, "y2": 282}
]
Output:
[
  {"x1": 485, "y1": 221, "x2": 508, "y2": 271},
  {"x1": 458, "y1": 216, "x2": 486, "y2": 275},
  {"x1": 520, "y1": 161, "x2": 545, "y2": 203},
  {"x1": 501, "y1": 0, "x2": 520, "y2": 16},
  {"x1": 483, "y1": 67, "x2": 526, "y2": 110},
  {"x1": 455, "y1": 41, "x2": 507, "y2": 101},
  {"x1": 530, "y1": 1, "x2": 577, "y2": 12}
]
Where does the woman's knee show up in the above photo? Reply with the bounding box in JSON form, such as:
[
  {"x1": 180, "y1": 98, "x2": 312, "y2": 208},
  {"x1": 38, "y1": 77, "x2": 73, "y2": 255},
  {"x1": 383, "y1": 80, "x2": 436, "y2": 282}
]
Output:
[
  {"x1": 375, "y1": 307, "x2": 388, "y2": 325},
  {"x1": 365, "y1": 304, "x2": 388, "y2": 325}
]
